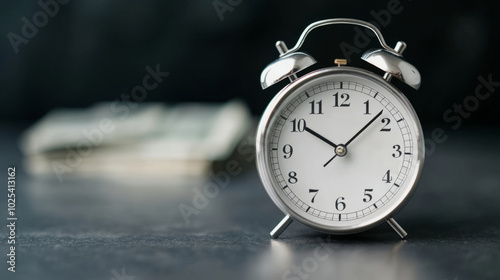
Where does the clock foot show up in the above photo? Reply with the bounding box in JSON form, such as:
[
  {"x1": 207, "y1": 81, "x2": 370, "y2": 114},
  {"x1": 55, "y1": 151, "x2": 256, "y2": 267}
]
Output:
[
  {"x1": 270, "y1": 214, "x2": 293, "y2": 239},
  {"x1": 386, "y1": 217, "x2": 407, "y2": 239}
]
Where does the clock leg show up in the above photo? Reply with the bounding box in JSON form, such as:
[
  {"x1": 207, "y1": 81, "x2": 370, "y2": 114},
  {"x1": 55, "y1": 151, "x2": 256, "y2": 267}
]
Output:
[
  {"x1": 270, "y1": 214, "x2": 293, "y2": 239},
  {"x1": 386, "y1": 217, "x2": 408, "y2": 239}
]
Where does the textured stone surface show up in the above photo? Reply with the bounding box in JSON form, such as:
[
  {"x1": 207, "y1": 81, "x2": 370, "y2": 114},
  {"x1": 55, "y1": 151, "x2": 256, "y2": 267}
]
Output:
[{"x1": 1, "y1": 126, "x2": 499, "y2": 280}]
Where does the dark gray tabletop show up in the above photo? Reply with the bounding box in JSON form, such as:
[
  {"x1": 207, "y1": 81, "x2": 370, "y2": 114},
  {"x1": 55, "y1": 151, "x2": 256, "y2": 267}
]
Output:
[{"x1": 1, "y1": 125, "x2": 499, "y2": 280}]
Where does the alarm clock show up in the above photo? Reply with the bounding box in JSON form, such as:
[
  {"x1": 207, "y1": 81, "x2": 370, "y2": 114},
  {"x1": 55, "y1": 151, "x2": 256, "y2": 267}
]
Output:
[{"x1": 256, "y1": 18, "x2": 424, "y2": 238}]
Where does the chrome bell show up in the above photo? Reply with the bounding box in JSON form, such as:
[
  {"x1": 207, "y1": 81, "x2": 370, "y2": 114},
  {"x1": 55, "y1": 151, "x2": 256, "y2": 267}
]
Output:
[
  {"x1": 260, "y1": 51, "x2": 316, "y2": 89},
  {"x1": 361, "y1": 43, "x2": 421, "y2": 90}
]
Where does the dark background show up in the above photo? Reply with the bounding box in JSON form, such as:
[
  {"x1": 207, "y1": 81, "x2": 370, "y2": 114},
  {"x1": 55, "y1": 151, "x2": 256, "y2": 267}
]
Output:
[{"x1": 0, "y1": 0, "x2": 499, "y2": 126}]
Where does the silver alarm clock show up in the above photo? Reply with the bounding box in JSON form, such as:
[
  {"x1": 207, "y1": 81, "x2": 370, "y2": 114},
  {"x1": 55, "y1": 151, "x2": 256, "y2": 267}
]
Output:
[{"x1": 256, "y1": 18, "x2": 424, "y2": 238}]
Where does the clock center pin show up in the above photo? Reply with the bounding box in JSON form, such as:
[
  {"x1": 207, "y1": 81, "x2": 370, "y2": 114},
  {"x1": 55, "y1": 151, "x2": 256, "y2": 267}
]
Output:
[{"x1": 335, "y1": 144, "x2": 348, "y2": 157}]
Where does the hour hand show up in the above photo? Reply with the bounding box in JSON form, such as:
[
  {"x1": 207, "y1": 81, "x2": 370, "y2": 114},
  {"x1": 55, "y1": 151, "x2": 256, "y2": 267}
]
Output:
[{"x1": 304, "y1": 127, "x2": 338, "y2": 148}]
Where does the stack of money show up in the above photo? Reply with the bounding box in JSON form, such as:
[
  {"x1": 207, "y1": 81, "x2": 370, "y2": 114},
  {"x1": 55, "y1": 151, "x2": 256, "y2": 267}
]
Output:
[{"x1": 20, "y1": 100, "x2": 252, "y2": 180}]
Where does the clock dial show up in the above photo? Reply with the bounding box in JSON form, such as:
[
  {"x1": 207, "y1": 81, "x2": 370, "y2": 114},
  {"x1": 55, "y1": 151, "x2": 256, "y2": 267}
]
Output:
[{"x1": 257, "y1": 68, "x2": 423, "y2": 233}]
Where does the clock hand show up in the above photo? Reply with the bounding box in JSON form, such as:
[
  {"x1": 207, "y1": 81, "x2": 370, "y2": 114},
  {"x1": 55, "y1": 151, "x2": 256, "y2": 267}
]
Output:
[
  {"x1": 344, "y1": 110, "x2": 383, "y2": 147},
  {"x1": 323, "y1": 154, "x2": 337, "y2": 167},
  {"x1": 323, "y1": 110, "x2": 383, "y2": 168},
  {"x1": 304, "y1": 127, "x2": 338, "y2": 148}
]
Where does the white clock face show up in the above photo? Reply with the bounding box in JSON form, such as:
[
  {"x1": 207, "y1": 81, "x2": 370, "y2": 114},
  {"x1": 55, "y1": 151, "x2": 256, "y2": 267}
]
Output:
[{"x1": 257, "y1": 68, "x2": 424, "y2": 233}]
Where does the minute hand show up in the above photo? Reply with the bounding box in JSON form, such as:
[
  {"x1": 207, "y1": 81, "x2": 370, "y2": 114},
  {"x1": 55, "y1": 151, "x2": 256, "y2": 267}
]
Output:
[{"x1": 344, "y1": 110, "x2": 383, "y2": 146}]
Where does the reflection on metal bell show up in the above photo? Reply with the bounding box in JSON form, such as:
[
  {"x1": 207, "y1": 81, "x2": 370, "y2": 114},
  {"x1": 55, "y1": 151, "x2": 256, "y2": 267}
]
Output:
[
  {"x1": 260, "y1": 52, "x2": 316, "y2": 89},
  {"x1": 362, "y1": 49, "x2": 421, "y2": 90}
]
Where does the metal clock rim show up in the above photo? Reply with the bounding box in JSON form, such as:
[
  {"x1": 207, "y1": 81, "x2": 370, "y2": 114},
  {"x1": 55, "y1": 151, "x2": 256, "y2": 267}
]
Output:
[{"x1": 256, "y1": 66, "x2": 425, "y2": 235}]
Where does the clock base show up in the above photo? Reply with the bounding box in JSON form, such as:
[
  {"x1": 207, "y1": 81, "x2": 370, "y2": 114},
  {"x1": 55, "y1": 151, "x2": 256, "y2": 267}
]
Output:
[
  {"x1": 386, "y1": 217, "x2": 408, "y2": 239},
  {"x1": 270, "y1": 215, "x2": 293, "y2": 239},
  {"x1": 270, "y1": 215, "x2": 408, "y2": 239}
]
